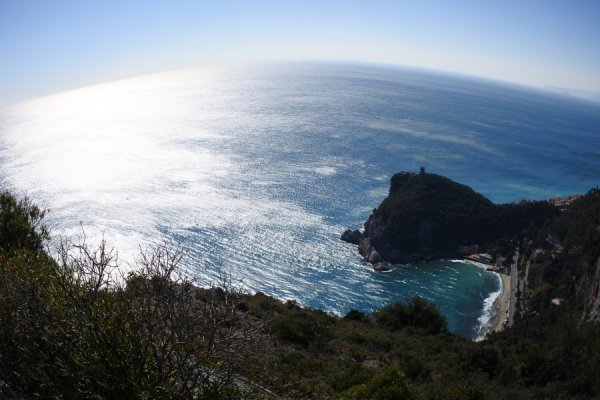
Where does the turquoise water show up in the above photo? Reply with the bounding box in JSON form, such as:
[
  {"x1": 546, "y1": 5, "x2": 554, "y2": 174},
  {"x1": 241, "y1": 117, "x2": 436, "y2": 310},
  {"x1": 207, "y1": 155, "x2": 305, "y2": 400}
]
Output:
[
  {"x1": 336, "y1": 261, "x2": 501, "y2": 339},
  {"x1": 1, "y1": 62, "x2": 598, "y2": 339}
]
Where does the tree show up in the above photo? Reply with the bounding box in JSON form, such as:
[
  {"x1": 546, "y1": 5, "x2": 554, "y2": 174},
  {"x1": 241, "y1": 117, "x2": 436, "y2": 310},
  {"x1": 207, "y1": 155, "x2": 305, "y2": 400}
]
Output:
[
  {"x1": 0, "y1": 191, "x2": 48, "y2": 255},
  {"x1": 375, "y1": 296, "x2": 447, "y2": 334},
  {"x1": 0, "y1": 191, "x2": 267, "y2": 399}
]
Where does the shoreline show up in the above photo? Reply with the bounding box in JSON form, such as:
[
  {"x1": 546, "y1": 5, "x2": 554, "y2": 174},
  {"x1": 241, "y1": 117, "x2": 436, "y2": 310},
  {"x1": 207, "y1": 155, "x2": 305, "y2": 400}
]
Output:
[
  {"x1": 384, "y1": 257, "x2": 512, "y2": 339},
  {"x1": 488, "y1": 272, "x2": 511, "y2": 334},
  {"x1": 460, "y1": 259, "x2": 510, "y2": 338}
]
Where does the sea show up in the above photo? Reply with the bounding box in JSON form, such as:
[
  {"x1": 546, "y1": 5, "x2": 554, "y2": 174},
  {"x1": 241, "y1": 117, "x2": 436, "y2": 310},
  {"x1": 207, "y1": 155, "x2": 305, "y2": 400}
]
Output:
[{"x1": 1, "y1": 62, "x2": 599, "y2": 340}]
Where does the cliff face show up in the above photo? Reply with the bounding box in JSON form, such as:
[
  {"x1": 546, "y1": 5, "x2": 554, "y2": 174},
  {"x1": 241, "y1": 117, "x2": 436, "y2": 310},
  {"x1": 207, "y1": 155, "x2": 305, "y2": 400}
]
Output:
[
  {"x1": 343, "y1": 171, "x2": 600, "y2": 342},
  {"x1": 353, "y1": 172, "x2": 557, "y2": 264},
  {"x1": 522, "y1": 188, "x2": 600, "y2": 320},
  {"x1": 345, "y1": 172, "x2": 600, "y2": 322},
  {"x1": 582, "y1": 256, "x2": 600, "y2": 321}
]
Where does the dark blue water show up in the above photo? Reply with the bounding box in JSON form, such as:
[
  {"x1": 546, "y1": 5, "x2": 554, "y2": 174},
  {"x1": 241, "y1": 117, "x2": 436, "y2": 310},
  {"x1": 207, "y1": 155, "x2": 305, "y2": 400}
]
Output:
[{"x1": 1, "y1": 62, "x2": 599, "y2": 339}]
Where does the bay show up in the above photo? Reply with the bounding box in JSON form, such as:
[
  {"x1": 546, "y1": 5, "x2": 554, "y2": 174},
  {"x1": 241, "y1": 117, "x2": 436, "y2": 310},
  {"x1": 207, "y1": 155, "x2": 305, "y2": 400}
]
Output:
[{"x1": 1, "y1": 62, "x2": 599, "y2": 339}]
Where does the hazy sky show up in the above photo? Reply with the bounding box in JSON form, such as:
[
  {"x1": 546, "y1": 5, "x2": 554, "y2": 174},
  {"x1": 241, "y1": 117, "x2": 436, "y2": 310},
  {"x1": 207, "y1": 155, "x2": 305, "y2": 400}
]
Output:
[{"x1": 1, "y1": 0, "x2": 599, "y2": 107}]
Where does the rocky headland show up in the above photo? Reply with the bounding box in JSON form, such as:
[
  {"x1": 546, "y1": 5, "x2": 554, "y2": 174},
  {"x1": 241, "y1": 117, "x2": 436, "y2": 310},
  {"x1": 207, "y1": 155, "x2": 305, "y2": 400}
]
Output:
[{"x1": 342, "y1": 170, "x2": 558, "y2": 269}]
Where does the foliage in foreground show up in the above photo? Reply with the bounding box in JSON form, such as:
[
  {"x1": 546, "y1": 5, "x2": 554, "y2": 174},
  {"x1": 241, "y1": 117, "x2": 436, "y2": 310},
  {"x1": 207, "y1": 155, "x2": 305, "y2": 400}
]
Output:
[
  {"x1": 0, "y1": 192, "x2": 266, "y2": 399},
  {"x1": 2, "y1": 190, "x2": 600, "y2": 399}
]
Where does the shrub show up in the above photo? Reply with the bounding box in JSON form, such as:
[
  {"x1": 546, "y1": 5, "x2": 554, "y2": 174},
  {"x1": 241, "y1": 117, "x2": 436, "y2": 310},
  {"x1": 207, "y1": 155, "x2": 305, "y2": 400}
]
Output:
[
  {"x1": 375, "y1": 296, "x2": 447, "y2": 334},
  {"x1": 0, "y1": 191, "x2": 48, "y2": 255},
  {"x1": 0, "y1": 191, "x2": 265, "y2": 398},
  {"x1": 341, "y1": 366, "x2": 424, "y2": 400},
  {"x1": 344, "y1": 309, "x2": 370, "y2": 322},
  {"x1": 273, "y1": 309, "x2": 335, "y2": 347}
]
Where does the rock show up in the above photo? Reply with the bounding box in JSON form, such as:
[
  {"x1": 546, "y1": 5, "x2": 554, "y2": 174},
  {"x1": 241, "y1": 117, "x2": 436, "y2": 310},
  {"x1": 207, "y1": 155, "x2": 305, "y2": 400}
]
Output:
[
  {"x1": 356, "y1": 237, "x2": 384, "y2": 264},
  {"x1": 341, "y1": 229, "x2": 364, "y2": 245},
  {"x1": 354, "y1": 171, "x2": 557, "y2": 265},
  {"x1": 373, "y1": 262, "x2": 391, "y2": 272},
  {"x1": 358, "y1": 238, "x2": 371, "y2": 257},
  {"x1": 367, "y1": 248, "x2": 382, "y2": 263}
]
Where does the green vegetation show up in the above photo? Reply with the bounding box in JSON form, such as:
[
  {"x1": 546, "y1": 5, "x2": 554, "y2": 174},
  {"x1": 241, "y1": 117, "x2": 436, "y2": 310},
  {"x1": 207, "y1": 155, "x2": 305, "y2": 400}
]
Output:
[
  {"x1": 2, "y1": 187, "x2": 600, "y2": 399},
  {"x1": 0, "y1": 192, "x2": 265, "y2": 399},
  {"x1": 374, "y1": 297, "x2": 447, "y2": 334},
  {"x1": 0, "y1": 192, "x2": 48, "y2": 254}
]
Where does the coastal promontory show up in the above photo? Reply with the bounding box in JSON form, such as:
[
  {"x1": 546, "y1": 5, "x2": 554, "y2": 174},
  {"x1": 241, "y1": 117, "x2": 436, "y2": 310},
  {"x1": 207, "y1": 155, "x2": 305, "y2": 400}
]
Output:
[{"x1": 343, "y1": 170, "x2": 558, "y2": 265}]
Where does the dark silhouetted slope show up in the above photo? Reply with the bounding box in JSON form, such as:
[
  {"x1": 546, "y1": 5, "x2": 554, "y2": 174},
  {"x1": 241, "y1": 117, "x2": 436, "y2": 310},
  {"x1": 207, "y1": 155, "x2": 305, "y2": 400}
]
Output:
[{"x1": 349, "y1": 171, "x2": 557, "y2": 264}]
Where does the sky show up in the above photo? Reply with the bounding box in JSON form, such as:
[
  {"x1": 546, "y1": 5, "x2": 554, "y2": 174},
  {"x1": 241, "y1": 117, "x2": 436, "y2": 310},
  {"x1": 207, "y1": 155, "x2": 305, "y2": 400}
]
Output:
[{"x1": 1, "y1": 0, "x2": 599, "y2": 107}]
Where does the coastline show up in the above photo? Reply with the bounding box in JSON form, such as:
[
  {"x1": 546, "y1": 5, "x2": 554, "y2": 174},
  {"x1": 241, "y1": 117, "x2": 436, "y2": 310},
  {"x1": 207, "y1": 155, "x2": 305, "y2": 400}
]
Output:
[
  {"x1": 372, "y1": 256, "x2": 513, "y2": 339},
  {"x1": 490, "y1": 274, "x2": 512, "y2": 332},
  {"x1": 460, "y1": 259, "x2": 510, "y2": 339},
  {"x1": 489, "y1": 272, "x2": 511, "y2": 334}
]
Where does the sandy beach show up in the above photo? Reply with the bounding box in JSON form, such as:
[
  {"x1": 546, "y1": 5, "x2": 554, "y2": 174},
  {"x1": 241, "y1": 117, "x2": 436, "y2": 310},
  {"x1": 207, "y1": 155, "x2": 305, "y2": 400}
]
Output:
[
  {"x1": 489, "y1": 272, "x2": 511, "y2": 333},
  {"x1": 461, "y1": 259, "x2": 511, "y2": 337}
]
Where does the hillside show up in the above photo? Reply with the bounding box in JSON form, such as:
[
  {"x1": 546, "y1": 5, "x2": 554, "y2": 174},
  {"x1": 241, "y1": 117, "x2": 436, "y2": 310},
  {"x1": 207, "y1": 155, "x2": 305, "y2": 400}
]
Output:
[
  {"x1": 487, "y1": 187, "x2": 600, "y2": 397},
  {"x1": 345, "y1": 171, "x2": 558, "y2": 265},
  {"x1": 2, "y1": 188, "x2": 600, "y2": 399},
  {"x1": 515, "y1": 188, "x2": 600, "y2": 320}
]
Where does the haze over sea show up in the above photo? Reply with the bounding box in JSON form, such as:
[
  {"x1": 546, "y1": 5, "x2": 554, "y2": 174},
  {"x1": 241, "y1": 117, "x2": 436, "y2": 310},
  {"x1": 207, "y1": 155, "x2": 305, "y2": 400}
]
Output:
[{"x1": 1, "y1": 62, "x2": 599, "y2": 339}]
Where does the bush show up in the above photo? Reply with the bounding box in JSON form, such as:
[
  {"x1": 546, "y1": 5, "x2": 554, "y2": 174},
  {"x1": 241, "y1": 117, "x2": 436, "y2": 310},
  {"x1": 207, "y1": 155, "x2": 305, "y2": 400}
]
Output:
[
  {"x1": 344, "y1": 309, "x2": 370, "y2": 322},
  {"x1": 0, "y1": 192, "x2": 48, "y2": 255},
  {"x1": 0, "y1": 191, "x2": 265, "y2": 398},
  {"x1": 273, "y1": 309, "x2": 335, "y2": 347},
  {"x1": 341, "y1": 366, "x2": 424, "y2": 400},
  {"x1": 375, "y1": 297, "x2": 447, "y2": 334}
]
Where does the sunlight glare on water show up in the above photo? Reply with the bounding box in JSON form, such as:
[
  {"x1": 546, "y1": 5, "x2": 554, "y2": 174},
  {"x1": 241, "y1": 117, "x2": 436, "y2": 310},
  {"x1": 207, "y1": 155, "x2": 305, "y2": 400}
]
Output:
[
  {"x1": 1, "y1": 63, "x2": 599, "y2": 338},
  {"x1": 2, "y1": 69, "x2": 239, "y2": 255}
]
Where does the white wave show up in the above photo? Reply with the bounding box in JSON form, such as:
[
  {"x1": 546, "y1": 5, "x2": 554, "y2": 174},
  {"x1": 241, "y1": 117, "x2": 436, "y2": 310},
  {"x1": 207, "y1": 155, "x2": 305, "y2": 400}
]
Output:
[
  {"x1": 462, "y1": 259, "x2": 494, "y2": 271},
  {"x1": 474, "y1": 272, "x2": 502, "y2": 342},
  {"x1": 3, "y1": 63, "x2": 588, "y2": 338},
  {"x1": 314, "y1": 166, "x2": 337, "y2": 176}
]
